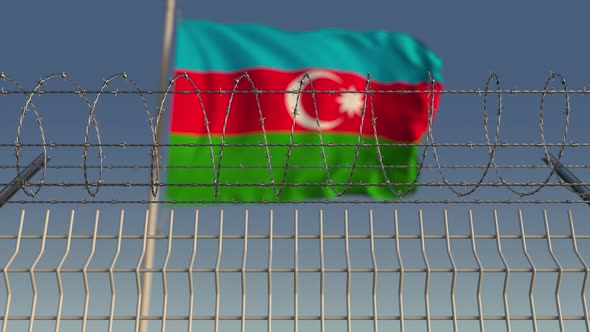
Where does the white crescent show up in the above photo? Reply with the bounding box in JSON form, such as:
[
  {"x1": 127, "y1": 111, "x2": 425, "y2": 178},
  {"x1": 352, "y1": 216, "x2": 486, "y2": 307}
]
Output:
[{"x1": 285, "y1": 70, "x2": 344, "y2": 131}]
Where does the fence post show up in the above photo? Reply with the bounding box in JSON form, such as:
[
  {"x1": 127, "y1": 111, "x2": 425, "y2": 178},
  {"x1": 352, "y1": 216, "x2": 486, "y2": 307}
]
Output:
[{"x1": 140, "y1": 0, "x2": 176, "y2": 331}]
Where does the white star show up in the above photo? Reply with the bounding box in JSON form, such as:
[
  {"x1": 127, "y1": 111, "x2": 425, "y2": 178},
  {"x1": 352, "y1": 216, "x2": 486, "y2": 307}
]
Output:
[{"x1": 335, "y1": 85, "x2": 364, "y2": 119}]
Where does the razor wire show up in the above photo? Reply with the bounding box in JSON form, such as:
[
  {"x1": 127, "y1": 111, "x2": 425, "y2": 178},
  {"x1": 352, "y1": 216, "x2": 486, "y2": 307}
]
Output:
[{"x1": 0, "y1": 71, "x2": 588, "y2": 204}]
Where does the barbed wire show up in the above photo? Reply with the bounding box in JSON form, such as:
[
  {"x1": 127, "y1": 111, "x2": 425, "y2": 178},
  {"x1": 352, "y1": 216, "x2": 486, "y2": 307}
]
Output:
[
  {"x1": 3, "y1": 89, "x2": 590, "y2": 95},
  {"x1": 4, "y1": 200, "x2": 590, "y2": 205},
  {"x1": 1, "y1": 71, "x2": 585, "y2": 203},
  {"x1": 3, "y1": 163, "x2": 590, "y2": 169}
]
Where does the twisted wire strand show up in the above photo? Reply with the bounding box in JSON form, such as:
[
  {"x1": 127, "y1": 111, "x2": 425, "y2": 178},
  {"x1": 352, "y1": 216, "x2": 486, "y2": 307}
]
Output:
[
  {"x1": 5, "y1": 142, "x2": 586, "y2": 147},
  {"x1": 3, "y1": 199, "x2": 590, "y2": 204},
  {"x1": 3, "y1": 88, "x2": 590, "y2": 95},
  {"x1": 2, "y1": 163, "x2": 590, "y2": 170},
  {"x1": 1, "y1": 181, "x2": 588, "y2": 188},
  {"x1": 0, "y1": 71, "x2": 583, "y2": 202}
]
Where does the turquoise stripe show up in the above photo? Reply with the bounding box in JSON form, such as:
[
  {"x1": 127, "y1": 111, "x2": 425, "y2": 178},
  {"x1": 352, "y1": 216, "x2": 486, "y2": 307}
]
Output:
[{"x1": 175, "y1": 20, "x2": 443, "y2": 83}]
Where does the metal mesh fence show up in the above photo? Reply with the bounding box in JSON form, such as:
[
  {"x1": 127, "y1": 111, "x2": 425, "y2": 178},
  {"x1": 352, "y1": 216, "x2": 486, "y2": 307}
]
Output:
[
  {"x1": 2, "y1": 208, "x2": 590, "y2": 332},
  {"x1": 2, "y1": 72, "x2": 590, "y2": 331}
]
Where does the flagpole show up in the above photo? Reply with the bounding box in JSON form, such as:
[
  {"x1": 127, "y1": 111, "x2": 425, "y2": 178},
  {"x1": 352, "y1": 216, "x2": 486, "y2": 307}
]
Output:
[{"x1": 140, "y1": 0, "x2": 176, "y2": 331}]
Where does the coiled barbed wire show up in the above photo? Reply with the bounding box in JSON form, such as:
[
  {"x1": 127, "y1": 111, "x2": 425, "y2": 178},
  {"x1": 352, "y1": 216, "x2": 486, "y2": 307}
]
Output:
[
  {"x1": 0, "y1": 71, "x2": 582, "y2": 203},
  {"x1": 2, "y1": 73, "x2": 48, "y2": 198},
  {"x1": 2, "y1": 72, "x2": 161, "y2": 198}
]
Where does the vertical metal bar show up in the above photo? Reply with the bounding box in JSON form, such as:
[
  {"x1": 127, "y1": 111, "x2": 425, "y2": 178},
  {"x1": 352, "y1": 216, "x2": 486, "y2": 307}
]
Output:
[
  {"x1": 135, "y1": 211, "x2": 150, "y2": 332},
  {"x1": 28, "y1": 210, "x2": 49, "y2": 332},
  {"x1": 469, "y1": 210, "x2": 485, "y2": 332},
  {"x1": 108, "y1": 211, "x2": 124, "y2": 332},
  {"x1": 56, "y1": 211, "x2": 74, "y2": 332},
  {"x1": 142, "y1": 0, "x2": 176, "y2": 331},
  {"x1": 369, "y1": 210, "x2": 379, "y2": 332},
  {"x1": 543, "y1": 210, "x2": 564, "y2": 332},
  {"x1": 161, "y1": 211, "x2": 174, "y2": 332},
  {"x1": 568, "y1": 210, "x2": 590, "y2": 331},
  {"x1": 2, "y1": 210, "x2": 25, "y2": 332},
  {"x1": 142, "y1": 189, "x2": 159, "y2": 326},
  {"x1": 187, "y1": 210, "x2": 199, "y2": 332},
  {"x1": 214, "y1": 211, "x2": 224, "y2": 332},
  {"x1": 268, "y1": 210, "x2": 273, "y2": 332},
  {"x1": 494, "y1": 210, "x2": 511, "y2": 332},
  {"x1": 155, "y1": 0, "x2": 176, "y2": 96},
  {"x1": 294, "y1": 210, "x2": 299, "y2": 332},
  {"x1": 82, "y1": 211, "x2": 100, "y2": 332},
  {"x1": 443, "y1": 210, "x2": 458, "y2": 332},
  {"x1": 241, "y1": 210, "x2": 248, "y2": 332},
  {"x1": 344, "y1": 210, "x2": 352, "y2": 332},
  {"x1": 519, "y1": 210, "x2": 538, "y2": 332},
  {"x1": 319, "y1": 210, "x2": 325, "y2": 332},
  {"x1": 394, "y1": 210, "x2": 404, "y2": 332},
  {"x1": 419, "y1": 210, "x2": 431, "y2": 332}
]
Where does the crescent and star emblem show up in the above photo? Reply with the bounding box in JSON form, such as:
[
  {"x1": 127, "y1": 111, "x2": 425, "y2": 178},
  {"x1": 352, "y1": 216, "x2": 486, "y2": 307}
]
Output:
[{"x1": 284, "y1": 70, "x2": 365, "y2": 131}]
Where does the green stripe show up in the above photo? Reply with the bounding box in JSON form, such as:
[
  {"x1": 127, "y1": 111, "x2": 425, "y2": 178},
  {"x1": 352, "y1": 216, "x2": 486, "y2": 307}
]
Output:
[
  {"x1": 166, "y1": 133, "x2": 420, "y2": 202},
  {"x1": 175, "y1": 20, "x2": 443, "y2": 83}
]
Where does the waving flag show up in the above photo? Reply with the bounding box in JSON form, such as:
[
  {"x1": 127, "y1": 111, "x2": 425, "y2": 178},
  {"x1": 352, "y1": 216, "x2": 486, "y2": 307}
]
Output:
[{"x1": 167, "y1": 20, "x2": 443, "y2": 202}]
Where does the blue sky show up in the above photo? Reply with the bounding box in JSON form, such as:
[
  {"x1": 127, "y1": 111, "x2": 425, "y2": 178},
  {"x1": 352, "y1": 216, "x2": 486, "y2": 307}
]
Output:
[
  {"x1": 2, "y1": 1, "x2": 590, "y2": 331},
  {"x1": 1, "y1": 0, "x2": 589, "y2": 208}
]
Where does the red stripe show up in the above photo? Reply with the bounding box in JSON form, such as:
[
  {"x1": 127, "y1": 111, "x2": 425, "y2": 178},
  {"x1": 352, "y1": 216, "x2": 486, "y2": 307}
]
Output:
[{"x1": 170, "y1": 69, "x2": 441, "y2": 143}]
